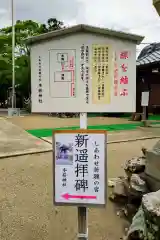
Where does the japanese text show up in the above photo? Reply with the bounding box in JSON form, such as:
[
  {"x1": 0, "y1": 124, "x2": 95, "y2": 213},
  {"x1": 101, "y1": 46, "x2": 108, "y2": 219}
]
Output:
[
  {"x1": 93, "y1": 46, "x2": 109, "y2": 101},
  {"x1": 93, "y1": 141, "x2": 100, "y2": 193},
  {"x1": 119, "y1": 51, "x2": 130, "y2": 96},
  {"x1": 80, "y1": 45, "x2": 90, "y2": 104},
  {"x1": 38, "y1": 56, "x2": 43, "y2": 103},
  {"x1": 62, "y1": 168, "x2": 67, "y2": 187},
  {"x1": 114, "y1": 53, "x2": 118, "y2": 96},
  {"x1": 74, "y1": 134, "x2": 89, "y2": 192},
  {"x1": 69, "y1": 56, "x2": 75, "y2": 97}
]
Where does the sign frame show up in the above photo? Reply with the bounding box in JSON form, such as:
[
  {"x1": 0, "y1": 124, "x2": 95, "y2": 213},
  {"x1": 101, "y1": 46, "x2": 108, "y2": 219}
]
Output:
[{"x1": 52, "y1": 129, "x2": 107, "y2": 208}]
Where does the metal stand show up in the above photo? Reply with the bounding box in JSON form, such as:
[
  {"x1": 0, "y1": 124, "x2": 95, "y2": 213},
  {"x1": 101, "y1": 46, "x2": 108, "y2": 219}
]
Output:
[
  {"x1": 141, "y1": 91, "x2": 149, "y2": 127},
  {"x1": 78, "y1": 112, "x2": 88, "y2": 240},
  {"x1": 11, "y1": 0, "x2": 16, "y2": 109},
  {"x1": 78, "y1": 207, "x2": 88, "y2": 240}
]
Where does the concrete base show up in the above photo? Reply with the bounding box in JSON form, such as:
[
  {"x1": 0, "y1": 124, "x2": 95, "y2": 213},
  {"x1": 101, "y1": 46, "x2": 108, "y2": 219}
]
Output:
[
  {"x1": 8, "y1": 108, "x2": 20, "y2": 117},
  {"x1": 141, "y1": 120, "x2": 150, "y2": 127},
  {"x1": 0, "y1": 119, "x2": 52, "y2": 158}
]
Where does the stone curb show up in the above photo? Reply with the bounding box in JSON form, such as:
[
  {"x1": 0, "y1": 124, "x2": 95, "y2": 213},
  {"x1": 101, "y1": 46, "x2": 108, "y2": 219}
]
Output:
[
  {"x1": 107, "y1": 136, "x2": 160, "y2": 144},
  {"x1": 2, "y1": 136, "x2": 159, "y2": 159},
  {"x1": 41, "y1": 136, "x2": 160, "y2": 145},
  {"x1": 0, "y1": 148, "x2": 52, "y2": 160}
]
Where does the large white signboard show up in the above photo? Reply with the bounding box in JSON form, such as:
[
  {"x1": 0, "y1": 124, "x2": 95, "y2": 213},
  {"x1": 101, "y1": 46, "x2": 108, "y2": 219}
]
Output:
[
  {"x1": 31, "y1": 31, "x2": 138, "y2": 112},
  {"x1": 53, "y1": 130, "x2": 106, "y2": 206}
]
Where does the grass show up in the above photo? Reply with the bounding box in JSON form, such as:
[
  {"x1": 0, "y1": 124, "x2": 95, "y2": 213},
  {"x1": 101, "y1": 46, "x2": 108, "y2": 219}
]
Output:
[{"x1": 26, "y1": 121, "x2": 160, "y2": 138}]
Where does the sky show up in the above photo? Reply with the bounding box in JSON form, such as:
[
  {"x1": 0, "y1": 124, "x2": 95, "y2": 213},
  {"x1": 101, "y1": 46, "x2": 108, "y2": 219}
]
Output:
[{"x1": 1, "y1": 0, "x2": 160, "y2": 55}]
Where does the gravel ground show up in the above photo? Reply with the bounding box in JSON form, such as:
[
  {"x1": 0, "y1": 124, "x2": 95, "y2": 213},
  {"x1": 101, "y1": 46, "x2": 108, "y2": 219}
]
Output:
[
  {"x1": 0, "y1": 138, "x2": 159, "y2": 240},
  {"x1": 7, "y1": 115, "x2": 130, "y2": 130}
]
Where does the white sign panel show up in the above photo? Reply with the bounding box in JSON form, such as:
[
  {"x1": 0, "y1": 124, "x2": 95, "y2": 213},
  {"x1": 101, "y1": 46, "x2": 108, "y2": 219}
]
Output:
[
  {"x1": 141, "y1": 91, "x2": 149, "y2": 107},
  {"x1": 31, "y1": 32, "x2": 137, "y2": 113},
  {"x1": 53, "y1": 130, "x2": 106, "y2": 206}
]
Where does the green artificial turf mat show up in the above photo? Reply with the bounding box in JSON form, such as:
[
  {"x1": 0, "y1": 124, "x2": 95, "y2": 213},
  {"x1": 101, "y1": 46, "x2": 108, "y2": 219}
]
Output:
[
  {"x1": 26, "y1": 123, "x2": 140, "y2": 138},
  {"x1": 149, "y1": 115, "x2": 160, "y2": 120},
  {"x1": 26, "y1": 121, "x2": 160, "y2": 138}
]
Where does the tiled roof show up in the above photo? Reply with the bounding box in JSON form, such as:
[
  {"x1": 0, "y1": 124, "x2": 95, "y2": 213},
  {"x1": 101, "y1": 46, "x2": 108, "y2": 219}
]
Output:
[{"x1": 136, "y1": 49, "x2": 160, "y2": 66}]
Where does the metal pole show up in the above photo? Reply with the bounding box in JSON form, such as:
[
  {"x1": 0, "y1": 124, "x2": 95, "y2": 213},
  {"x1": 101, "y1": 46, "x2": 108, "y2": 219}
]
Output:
[
  {"x1": 142, "y1": 106, "x2": 148, "y2": 127},
  {"x1": 78, "y1": 112, "x2": 88, "y2": 240},
  {"x1": 142, "y1": 106, "x2": 147, "y2": 121},
  {"x1": 11, "y1": 0, "x2": 16, "y2": 108},
  {"x1": 78, "y1": 206, "x2": 88, "y2": 240}
]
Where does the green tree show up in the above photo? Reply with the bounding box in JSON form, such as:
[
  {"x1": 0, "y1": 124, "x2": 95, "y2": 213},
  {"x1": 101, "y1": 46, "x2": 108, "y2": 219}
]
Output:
[{"x1": 0, "y1": 18, "x2": 64, "y2": 108}]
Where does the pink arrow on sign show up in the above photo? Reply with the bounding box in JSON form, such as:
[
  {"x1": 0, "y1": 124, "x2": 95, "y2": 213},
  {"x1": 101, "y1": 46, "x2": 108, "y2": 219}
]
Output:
[{"x1": 62, "y1": 193, "x2": 97, "y2": 200}]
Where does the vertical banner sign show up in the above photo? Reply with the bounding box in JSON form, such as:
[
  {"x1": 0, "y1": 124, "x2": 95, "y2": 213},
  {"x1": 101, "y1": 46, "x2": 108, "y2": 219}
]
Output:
[
  {"x1": 119, "y1": 50, "x2": 130, "y2": 97},
  {"x1": 92, "y1": 45, "x2": 112, "y2": 104},
  {"x1": 80, "y1": 45, "x2": 90, "y2": 104},
  {"x1": 53, "y1": 130, "x2": 106, "y2": 206}
]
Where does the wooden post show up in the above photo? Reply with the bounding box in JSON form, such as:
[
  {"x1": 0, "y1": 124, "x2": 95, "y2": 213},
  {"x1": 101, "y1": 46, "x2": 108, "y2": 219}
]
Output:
[{"x1": 78, "y1": 112, "x2": 88, "y2": 240}]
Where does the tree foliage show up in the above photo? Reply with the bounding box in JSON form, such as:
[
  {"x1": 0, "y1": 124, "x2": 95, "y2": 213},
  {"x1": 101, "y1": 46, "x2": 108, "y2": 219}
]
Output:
[{"x1": 0, "y1": 18, "x2": 64, "y2": 107}]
